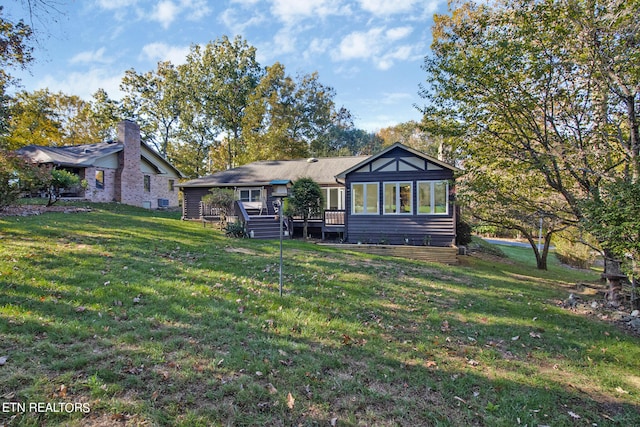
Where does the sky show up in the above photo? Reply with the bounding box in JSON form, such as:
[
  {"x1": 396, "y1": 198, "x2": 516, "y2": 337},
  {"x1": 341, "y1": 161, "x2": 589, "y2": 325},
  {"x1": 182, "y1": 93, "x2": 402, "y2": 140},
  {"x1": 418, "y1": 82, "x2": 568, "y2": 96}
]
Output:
[{"x1": 6, "y1": 0, "x2": 446, "y2": 132}]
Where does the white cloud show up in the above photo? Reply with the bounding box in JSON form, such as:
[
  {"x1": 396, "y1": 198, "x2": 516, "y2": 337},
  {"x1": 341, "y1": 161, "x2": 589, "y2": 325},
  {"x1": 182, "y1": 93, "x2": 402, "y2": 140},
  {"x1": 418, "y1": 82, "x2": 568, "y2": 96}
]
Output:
[
  {"x1": 95, "y1": 0, "x2": 139, "y2": 11},
  {"x1": 69, "y1": 47, "x2": 112, "y2": 65},
  {"x1": 272, "y1": 27, "x2": 298, "y2": 55},
  {"x1": 334, "y1": 28, "x2": 384, "y2": 61},
  {"x1": 304, "y1": 38, "x2": 332, "y2": 60},
  {"x1": 220, "y1": 7, "x2": 265, "y2": 35},
  {"x1": 37, "y1": 68, "x2": 125, "y2": 101},
  {"x1": 386, "y1": 26, "x2": 413, "y2": 41},
  {"x1": 271, "y1": 0, "x2": 349, "y2": 24},
  {"x1": 357, "y1": 0, "x2": 417, "y2": 15},
  {"x1": 151, "y1": 1, "x2": 180, "y2": 29},
  {"x1": 182, "y1": 0, "x2": 212, "y2": 21},
  {"x1": 333, "y1": 25, "x2": 419, "y2": 69},
  {"x1": 140, "y1": 43, "x2": 191, "y2": 64}
]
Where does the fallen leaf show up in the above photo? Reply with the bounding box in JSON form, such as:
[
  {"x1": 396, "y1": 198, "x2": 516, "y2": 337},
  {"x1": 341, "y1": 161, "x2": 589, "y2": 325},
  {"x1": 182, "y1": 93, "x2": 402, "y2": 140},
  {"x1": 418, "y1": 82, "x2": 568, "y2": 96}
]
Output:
[
  {"x1": 529, "y1": 332, "x2": 541, "y2": 339},
  {"x1": 568, "y1": 411, "x2": 581, "y2": 419},
  {"x1": 266, "y1": 383, "x2": 278, "y2": 394},
  {"x1": 287, "y1": 392, "x2": 295, "y2": 409},
  {"x1": 425, "y1": 360, "x2": 437, "y2": 368},
  {"x1": 342, "y1": 334, "x2": 352, "y2": 345},
  {"x1": 615, "y1": 386, "x2": 629, "y2": 394},
  {"x1": 511, "y1": 335, "x2": 520, "y2": 341},
  {"x1": 59, "y1": 384, "x2": 67, "y2": 397},
  {"x1": 330, "y1": 417, "x2": 338, "y2": 426},
  {"x1": 0, "y1": 356, "x2": 7, "y2": 366}
]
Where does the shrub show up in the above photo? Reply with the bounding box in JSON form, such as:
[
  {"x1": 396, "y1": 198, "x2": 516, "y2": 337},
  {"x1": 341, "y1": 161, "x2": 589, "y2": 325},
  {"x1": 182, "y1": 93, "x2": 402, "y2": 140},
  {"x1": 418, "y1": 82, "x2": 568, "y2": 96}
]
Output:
[
  {"x1": 456, "y1": 218, "x2": 473, "y2": 246},
  {"x1": 225, "y1": 221, "x2": 248, "y2": 238}
]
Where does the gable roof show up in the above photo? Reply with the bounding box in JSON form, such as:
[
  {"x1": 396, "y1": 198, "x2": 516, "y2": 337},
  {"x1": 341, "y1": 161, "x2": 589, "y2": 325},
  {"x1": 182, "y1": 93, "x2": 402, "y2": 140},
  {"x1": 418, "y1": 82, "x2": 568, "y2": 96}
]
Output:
[
  {"x1": 17, "y1": 141, "x2": 185, "y2": 178},
  {"x1": 178, "y1": 155, "x2": 368, "y2": 188},
  {"x1": 335, "y1": 142, "x2": 460, "y2": 179}
]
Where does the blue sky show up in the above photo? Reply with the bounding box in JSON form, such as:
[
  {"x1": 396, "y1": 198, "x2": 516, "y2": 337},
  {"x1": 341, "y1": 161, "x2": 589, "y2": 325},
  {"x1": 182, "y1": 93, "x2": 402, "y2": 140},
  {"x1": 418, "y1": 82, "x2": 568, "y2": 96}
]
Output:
[{"x1": 7, "y1": 0, "x2": 445, "y2": 132}]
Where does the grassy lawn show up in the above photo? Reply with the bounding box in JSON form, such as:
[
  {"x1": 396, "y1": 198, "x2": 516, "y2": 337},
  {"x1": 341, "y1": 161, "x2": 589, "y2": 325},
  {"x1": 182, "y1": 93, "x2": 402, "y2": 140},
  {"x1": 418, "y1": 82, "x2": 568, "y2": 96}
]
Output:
[{"x1": 1, "y1": 203, "x2": 638, "y2": 426}]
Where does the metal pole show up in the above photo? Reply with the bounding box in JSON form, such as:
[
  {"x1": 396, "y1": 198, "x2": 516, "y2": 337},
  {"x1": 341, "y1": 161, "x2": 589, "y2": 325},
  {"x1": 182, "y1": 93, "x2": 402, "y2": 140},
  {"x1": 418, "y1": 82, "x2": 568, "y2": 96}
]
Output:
[
  {"x1": 538, "y1": 217, "x2": 543, "y2": 252},
  {"x1": 279, "y1": 200, "x2": 283, "y2": 297}
]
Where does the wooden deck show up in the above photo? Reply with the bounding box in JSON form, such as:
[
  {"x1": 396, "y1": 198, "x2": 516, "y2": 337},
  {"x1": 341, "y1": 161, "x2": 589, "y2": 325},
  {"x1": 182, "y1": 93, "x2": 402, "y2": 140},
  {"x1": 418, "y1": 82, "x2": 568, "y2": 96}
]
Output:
[{"x1": 319, "y1": 243, "x2": 458, "y2": 265}]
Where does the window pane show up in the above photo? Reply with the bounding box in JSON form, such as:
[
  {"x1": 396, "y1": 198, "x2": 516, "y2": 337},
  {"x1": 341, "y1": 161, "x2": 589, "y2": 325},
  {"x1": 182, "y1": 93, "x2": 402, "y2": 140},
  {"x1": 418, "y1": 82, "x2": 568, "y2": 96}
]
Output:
[
  {"x1": 384, "y1": 183, "x2": 396, "y2": 214},
  {"x1": 434, "y1": 182, "x2": 448, "y2": 213},
  {"x1": 365, "y1": 183, "x2": 378, "y2": 213},
  {"x1": 239, "y1": 190, "x2": 249, "y2": 201},
  {"x1": 329, "y1": 188, "x2": 339, "y2": 210},
  {"x1": 250, "y1": 189, "x2": 261, "y2": 202},
  {"x1": 418, "y1": 182, "x2": 431, "y2": 214},
  {"x1": 95, "y1": 170, "x2": 104, "y2": 190},
  {"x1": 352, "y1": 184, "x2": 364, "y2": 213},
  {"x1": 144, "y1": 175, "x2": 150, "y2": 192},
  {"x1": 399, "y1": 183, "x2": 412, "y2": 214}
]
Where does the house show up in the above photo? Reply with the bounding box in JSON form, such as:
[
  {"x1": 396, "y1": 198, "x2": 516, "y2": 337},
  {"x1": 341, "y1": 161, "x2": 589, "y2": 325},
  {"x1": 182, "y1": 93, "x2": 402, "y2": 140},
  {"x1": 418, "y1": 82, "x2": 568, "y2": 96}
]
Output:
[
  {"x1": 16, "y1": 120, "x2": 184, "y2": 209},
  {"x1": 179, "y1": 143, "x2": 460, "y2": 246}
]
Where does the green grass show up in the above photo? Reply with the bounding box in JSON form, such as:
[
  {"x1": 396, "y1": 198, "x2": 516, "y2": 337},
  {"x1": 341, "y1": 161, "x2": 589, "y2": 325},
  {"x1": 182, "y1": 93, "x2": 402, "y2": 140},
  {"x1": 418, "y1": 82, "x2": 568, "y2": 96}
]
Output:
[{"x1": 1, "y1": 203, "x2": 638, "y2": 426}]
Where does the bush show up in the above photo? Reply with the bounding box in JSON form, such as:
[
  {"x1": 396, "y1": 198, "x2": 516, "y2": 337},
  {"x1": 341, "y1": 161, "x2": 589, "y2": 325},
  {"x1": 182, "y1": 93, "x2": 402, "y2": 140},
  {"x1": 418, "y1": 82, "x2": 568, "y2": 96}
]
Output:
[
  {"x1": 225, "y1": 221, "x2": 248, "y2": 238},
  {"x1": 456, "y1": 218, "x2": 473, "y2": 246}
]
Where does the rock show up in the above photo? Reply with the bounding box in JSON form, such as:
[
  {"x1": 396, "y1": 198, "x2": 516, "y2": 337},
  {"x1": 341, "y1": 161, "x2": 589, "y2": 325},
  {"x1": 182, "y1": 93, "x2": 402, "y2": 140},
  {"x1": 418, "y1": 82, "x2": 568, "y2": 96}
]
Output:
[
  {"x1": 628, "y1": 318, "x2": 640, "y2": 331},
  {"x1": 631, "y1": 310, "x2": 639, "y2": 317}
]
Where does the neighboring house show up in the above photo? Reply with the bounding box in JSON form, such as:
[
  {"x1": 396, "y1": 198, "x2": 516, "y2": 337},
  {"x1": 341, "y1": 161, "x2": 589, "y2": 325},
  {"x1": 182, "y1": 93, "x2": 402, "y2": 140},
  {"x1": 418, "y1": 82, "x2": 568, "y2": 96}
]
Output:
[
  {"x1": 16, "y1": 120, "x2": 184, "y2": 209},
  {"x1": 179, "y1": 143, "x2": 460, "y2": 246}
]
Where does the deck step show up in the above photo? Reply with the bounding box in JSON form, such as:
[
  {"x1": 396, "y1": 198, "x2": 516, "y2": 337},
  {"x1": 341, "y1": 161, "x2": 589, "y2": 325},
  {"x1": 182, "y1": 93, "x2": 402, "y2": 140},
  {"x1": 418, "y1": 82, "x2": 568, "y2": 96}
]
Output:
[{"x1": 246, "y1": 216, "x2": 287, "y2": 239}]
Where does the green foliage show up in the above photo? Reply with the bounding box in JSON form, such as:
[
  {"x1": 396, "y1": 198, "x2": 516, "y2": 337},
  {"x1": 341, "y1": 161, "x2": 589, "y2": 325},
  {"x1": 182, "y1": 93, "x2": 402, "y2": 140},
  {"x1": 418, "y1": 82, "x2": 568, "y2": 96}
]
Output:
[
  {"x1": 225, "y1": 220, "x2": 248, "y2": 238},
  {"x1": 285, "y1": 178, "x2": 323, "y2": 239},
  {"x1": 0, "y1": 150, "x2": 26, "y2": 208},
  {"x1": 0, "y1": 6, "x2": 34, "y2": 133},
  {"x1": 44, "y1": 169, "x2": 81, "y2": 207},
  {"x1": 0, "y1": 150, "x2": 48, "y2": 209},
  {"x1": 553, "y1": 229, "x2": 598, "y2": 270},
  {"x1": 455, "y1": 218, "x2": 473, "y2": 246},
  {"x1": 422, "y1": 0, "x2": 640, "y2": 269},
  {"x1": 582, "y1": 180, "x2": 640, "y2": 276},
  {"x1": 201, "y1": 188, "x2": 235, "y2": 217}
]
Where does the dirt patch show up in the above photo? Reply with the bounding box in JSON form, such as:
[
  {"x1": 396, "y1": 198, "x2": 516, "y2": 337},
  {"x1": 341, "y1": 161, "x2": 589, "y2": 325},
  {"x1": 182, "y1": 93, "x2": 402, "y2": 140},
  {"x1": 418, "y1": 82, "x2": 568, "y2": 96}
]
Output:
[{"x1": 0, "y1": 204, "x2": 92, "y2": 217}]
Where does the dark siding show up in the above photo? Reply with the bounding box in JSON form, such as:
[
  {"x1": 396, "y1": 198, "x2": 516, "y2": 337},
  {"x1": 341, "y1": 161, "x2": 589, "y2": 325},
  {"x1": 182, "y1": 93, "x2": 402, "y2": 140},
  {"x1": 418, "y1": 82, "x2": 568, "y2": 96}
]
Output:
[
  {"x1": 344, "y1": 149, "x2": 456, "y2": 247},
  {"x1": 181, "y1": 187, "x2": 211, "y2": 219}
]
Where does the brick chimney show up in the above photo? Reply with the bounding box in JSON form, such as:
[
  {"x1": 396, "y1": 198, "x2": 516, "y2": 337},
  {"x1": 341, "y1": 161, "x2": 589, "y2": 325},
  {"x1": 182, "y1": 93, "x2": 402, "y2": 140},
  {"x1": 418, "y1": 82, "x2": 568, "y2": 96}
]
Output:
[{"x1": 115, "y1": 120, "x2": 144, "y2": 206}]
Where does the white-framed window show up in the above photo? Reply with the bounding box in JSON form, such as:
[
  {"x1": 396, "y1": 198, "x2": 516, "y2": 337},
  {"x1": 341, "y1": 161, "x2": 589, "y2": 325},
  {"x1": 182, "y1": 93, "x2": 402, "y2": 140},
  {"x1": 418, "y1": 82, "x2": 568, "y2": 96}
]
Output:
[
  {"x1": 238, "y1": 188, "x2": 262, "y2": 202},
  {"x1": 351, "y1": 182, "x2": 379, "y2": 214},
  {"x1": 417, "y1": 181, "x2": 449, "y2": 215},
  {"x1": 325, "y1": 187, "x2": 344, "y2": 210},
  {"x1": 383, "y1": 182, "x2": 413, "y2": 215}
]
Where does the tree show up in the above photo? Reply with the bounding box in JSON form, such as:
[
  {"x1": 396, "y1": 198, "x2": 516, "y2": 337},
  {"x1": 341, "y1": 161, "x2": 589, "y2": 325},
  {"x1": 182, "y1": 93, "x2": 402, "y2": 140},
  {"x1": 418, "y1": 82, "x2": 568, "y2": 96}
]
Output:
[
  {"x1": 421, "y1": 0, "x2": 640, "y2": 272},
  {"x1": 120, "y1": 61, "x2": 183, "y2": 156},
  {"x1": 458, "y1": 158, "x2": 572, "y2": 269},
  {"x1": 89, "y1": 89, "x2": 121, "y2": 141},
  {"x1": 286, "y1": 178, "x2": 324, "y2": 239},
  {"x1": 4, "y1": 89, "x2": 62, "y2": 149},
  {"x1": 0, "y1": 150, "x2": 43, "y2": 209},
  {"x1": 43, "y1": 168, "x2": 82, "y2": 207},
  {"x1": 183, "y1": 36, "x2": 263, "y2": 169},
  {"x1": 0, "y1": 5, "x2": 34, "y2": 137},
  {"x1": 201, "y1": 188, "x2": 235, "y2": 230},
  {"x1": 582, "y1": 180, "x2": 640, "y2": 307}
]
